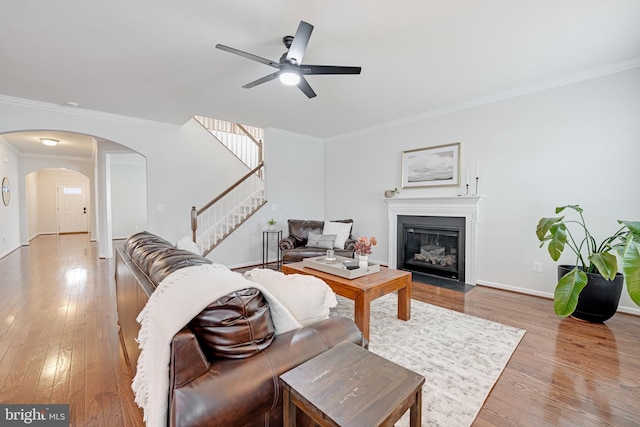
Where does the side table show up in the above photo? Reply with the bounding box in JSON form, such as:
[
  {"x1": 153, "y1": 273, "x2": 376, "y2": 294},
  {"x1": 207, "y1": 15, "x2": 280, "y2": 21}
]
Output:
[
  {"x1": 280, "y1": 342, "x2": 424, "y2": 426},
  {"x1": 262, "y1": 230, "x2": 282, "y2": 269}
]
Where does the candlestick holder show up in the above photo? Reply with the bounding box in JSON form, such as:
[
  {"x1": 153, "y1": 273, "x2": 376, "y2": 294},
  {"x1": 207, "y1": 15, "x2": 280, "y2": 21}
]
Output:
[
  {"x1": 465, "y1": 184, "x2": 469, "y2": 196},
  {"x1": 475, "y1": 177, "x2": 479, "y2": 195}
]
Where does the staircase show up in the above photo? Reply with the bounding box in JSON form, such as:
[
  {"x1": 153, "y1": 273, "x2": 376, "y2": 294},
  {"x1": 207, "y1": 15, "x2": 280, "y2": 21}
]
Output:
[
  {"x1": 191, "y1": 117, "x2": 266, "y2": 256},
  {"x1": 194, "y1": 116, "x2": 263, "y2": 171}
]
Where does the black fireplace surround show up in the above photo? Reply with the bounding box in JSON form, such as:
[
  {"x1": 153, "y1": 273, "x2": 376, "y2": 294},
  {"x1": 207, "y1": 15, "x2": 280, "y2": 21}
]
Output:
[{"x1": 397, "y1": 215, "x2": 465, "y2": 283}]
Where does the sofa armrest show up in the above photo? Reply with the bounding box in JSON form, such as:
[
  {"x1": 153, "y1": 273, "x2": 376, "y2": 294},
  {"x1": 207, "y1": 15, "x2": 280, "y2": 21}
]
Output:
[
  {"x1": 279, "y1": 236, "x2": 297, "y2": 251},
  {"x1": 170, "y1": 316, "x2": 364, "y2": 427},
  {"x1": 169, "y1": 328, "x2": 210, "y2": 389},
  {"x1": 344, "y1": 236, "x2": 357, "y2": 250}
]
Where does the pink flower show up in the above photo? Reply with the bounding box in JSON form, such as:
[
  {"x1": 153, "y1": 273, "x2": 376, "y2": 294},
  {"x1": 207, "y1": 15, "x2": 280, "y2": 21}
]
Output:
[{"x1": 354, "y1": 236, "x2": 377, "y2": 256}]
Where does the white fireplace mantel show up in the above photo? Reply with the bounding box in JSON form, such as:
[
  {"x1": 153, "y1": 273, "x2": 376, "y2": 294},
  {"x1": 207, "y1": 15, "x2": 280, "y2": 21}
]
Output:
[{"x1": 385, "y1": 196, "x2": 483, "y2": 286}]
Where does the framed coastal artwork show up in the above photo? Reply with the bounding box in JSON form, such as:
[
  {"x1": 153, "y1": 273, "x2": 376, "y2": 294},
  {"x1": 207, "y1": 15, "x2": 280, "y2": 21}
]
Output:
[{"x1": 401, "y1": 143, "x2": 460, "y2": 188}]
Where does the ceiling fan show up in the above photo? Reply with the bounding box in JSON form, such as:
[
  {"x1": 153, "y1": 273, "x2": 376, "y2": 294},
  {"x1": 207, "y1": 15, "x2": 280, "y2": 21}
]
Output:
[{"x1": 215, "y1": 21, "x2": 361, "y2": 98}]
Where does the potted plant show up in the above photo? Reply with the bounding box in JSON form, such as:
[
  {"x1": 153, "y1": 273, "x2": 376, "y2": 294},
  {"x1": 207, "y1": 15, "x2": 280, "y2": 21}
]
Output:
[
  {"x1": 267, "y1": 219, "x2": 276, "y2": 231},
  {"x1": 536, "y1": 205, "x2": 640, "y2": 322}
]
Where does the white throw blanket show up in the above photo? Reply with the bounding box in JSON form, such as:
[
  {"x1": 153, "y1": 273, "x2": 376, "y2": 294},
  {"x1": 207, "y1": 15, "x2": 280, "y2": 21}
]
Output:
[{"x1": 132, "y1": 263, "x2": 302, "y2": 427}]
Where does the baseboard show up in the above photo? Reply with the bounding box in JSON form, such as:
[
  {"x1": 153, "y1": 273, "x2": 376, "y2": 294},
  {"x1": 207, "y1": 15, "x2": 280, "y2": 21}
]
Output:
[
  {"x1": 477, "y1": 279, "x2": 640, "y2": 317},
  {"x1": 0, "y1": 244, "x2": 22, "y2": 260}
]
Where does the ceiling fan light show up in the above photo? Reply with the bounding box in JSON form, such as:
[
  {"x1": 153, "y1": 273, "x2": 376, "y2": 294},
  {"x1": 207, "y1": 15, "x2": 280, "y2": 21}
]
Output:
[
  {"x1": 40, "y1": 138, "x2": 59, "y2": 147},
  {"x1": 279, "y1": 71, "x2": 300, "y2": 86}
]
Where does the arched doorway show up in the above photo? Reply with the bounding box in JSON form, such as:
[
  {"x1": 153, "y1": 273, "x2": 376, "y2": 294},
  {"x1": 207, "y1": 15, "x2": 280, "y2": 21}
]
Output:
[{"x1": 0, "y1": 130, "x2": 147, "y2": 257}]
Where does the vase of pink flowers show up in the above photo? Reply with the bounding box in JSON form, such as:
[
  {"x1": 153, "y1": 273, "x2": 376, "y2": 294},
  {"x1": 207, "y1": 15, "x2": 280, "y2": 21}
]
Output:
[{"x1": 354, "y1": 236, "x2": 377, "y2": 268}]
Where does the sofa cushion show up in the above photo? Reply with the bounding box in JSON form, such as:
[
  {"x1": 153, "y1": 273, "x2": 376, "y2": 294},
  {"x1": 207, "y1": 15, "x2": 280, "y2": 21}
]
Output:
[
  {"x1": 188, "y1": 287, "x2": 275, "y2": 359},
  {"x1": 306, "y1": 232, "x2": 336, "y2": 250},
  {"x1": 124, "y1": 231, "x2": 173, "y2": 255},
  {"x1": 323, "y1": 221, "x2": 353, "y2": 249},
  {"x1": 147, "y1": 249, "x2": 212, "y2": 285},
  {"x1": 243, "y1": 269, "x2": 338, "y2": 326}
]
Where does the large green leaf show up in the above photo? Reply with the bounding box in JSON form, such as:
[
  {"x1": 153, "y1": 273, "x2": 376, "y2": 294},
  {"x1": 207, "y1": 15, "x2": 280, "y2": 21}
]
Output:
[
  {"x1": 620, "y1": 236, "x2": 640, "y2": 306},
  {"x1": 554, "y1": 267, "x2": 588, "y2": 317},
  {"x1": 556, "y1": 205, "x2": 583, "y2": 215},
  {"x1": 619, "y1": 220, "x2": 640, "y2": 237},
  {"x1": 547, "y1": 223, "x2": 567, "y2": 261},
  {"x1": 588, "y1": 251, "x2": 618, "y2": 280},
  {"x1": 536, "y1": 216, "x2": 563, "y2": 240}
]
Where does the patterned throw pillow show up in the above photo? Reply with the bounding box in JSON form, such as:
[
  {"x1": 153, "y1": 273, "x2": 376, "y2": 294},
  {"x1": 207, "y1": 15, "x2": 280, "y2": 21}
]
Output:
[{"x1": 306, "y1": 232, "x2": 337, "y2": 249}]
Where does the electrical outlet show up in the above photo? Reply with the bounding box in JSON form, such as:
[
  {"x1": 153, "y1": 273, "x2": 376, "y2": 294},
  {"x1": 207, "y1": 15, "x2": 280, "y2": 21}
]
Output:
[{"x1": 533, "y1": 261, "x2": 542, "y2": 273}]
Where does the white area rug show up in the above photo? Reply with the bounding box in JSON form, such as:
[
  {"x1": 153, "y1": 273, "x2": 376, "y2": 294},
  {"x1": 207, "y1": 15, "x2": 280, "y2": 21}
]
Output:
[{"x1": 331, "y1": 294, "x2": 525, "y2": 427}]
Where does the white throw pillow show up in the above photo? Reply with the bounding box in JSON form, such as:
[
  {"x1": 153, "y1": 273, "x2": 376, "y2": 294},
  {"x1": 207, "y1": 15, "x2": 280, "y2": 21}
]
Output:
[
  {"x1": 322, "y1": 221, "x2": 352, "y2": 249},
  {"x1": 175, "y1": 236, "x2": 202, "y2": 255},
  {"x1": 243, "y1": 268, "x2": 338, "y2": 326},
  {"x1": 306, "y1": 232, "x2": 337, "y2": 249}
]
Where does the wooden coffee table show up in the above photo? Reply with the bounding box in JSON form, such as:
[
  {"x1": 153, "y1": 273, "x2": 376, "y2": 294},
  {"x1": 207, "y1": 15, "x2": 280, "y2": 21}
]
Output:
[
  {"x1": 280, "y1": 341, "x2": 425, "y2": 427},
  {"x1": 281, "y1": 262, "x2": 412, "y2": 340}
]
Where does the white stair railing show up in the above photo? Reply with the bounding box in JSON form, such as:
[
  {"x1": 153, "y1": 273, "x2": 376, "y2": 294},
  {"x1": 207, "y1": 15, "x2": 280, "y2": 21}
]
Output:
[
  {"x1": 194, "y1": 116, "x2": 263, "y2": 171},
  {"x1": 191, "y1": 162, "x2": 266, "y2": 256}
]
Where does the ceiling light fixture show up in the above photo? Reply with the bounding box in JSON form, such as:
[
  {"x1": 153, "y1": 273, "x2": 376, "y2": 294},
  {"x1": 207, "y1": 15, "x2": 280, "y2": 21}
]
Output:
[
  {"x1": 40, "y1": 138, "x2": 59, "y2": 147},
  {"x1": 279, "y1": 70, "x2": 300, "y2": 86}
]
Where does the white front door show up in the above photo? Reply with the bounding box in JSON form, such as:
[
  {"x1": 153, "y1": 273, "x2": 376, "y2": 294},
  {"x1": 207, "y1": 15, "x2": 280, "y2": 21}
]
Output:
[{"x1": 57, "y1": 184, "x2": 88, "y2": 234}]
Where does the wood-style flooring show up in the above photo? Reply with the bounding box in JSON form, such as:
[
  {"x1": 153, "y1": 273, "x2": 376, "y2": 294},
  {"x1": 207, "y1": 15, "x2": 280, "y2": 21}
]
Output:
[{"x1": 0, "y1": 234, "x2": 638, "y2": 426}]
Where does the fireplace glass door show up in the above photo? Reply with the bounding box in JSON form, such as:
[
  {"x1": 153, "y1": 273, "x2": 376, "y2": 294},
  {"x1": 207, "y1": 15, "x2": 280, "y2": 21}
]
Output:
[{"x1": 398, "y1": 216, "x2": 465, "y2": 282}]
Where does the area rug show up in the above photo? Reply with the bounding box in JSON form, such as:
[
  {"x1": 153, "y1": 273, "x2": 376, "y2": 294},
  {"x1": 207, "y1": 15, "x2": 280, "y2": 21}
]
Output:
[{"x1": 330, "y1": 294, "x2": 525, "y2": 427}]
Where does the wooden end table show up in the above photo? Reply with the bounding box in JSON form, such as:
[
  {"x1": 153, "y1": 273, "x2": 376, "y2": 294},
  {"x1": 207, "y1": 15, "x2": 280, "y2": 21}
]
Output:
[
  {"x1": 281, "y1": 262, "x2": 411, "y2": 340},
  {"x1": 280, "y1": 341, "x2": 425, "y2": 427}
]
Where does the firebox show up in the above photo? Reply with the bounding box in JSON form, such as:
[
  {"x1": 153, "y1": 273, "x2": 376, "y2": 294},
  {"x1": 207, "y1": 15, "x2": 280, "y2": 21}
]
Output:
[{"x1": 397, "y1": 215, "x2": 465, "y2": 282}]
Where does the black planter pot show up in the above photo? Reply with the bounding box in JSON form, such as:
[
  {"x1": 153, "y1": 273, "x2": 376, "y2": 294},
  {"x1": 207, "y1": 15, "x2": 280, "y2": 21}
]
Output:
[{"x1": 558, "y1": 265, "x2": 624, "y2": 323}]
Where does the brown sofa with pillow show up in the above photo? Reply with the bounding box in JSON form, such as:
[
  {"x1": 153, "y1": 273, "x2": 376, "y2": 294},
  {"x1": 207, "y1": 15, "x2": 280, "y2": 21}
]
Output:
[
  {"x1": 115, "y1": 231, "x2": 364, "y2": 427},
  {"x1": 279, "y1": 219, "x2": 356, "y2": 263}
]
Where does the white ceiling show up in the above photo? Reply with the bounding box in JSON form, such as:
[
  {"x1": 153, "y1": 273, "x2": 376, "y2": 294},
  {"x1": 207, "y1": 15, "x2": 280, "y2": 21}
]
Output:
[{"x1": 1, "y1": 1, "x2": 639, "y2": 156}]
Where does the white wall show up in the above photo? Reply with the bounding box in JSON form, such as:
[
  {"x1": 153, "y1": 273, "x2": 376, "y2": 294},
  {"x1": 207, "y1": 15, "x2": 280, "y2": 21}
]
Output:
[
  {"x1": 325, "y1": 67, "x2": 640, "y2": 314},
  {"x1": 0, "y1": 138, "x2": 20, "y2": 258},
  {"x1": 110, "y1": 153, "x2": 147, "y2": 239},
  {"x1": 25, "y1": 171, "x2": 38, "y2": 240}
]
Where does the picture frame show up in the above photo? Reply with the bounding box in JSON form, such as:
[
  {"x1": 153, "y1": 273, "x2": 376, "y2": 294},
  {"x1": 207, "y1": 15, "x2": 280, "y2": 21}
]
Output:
[{"x1": 402, "y1": 143, "x2": 460, "y2": 188}]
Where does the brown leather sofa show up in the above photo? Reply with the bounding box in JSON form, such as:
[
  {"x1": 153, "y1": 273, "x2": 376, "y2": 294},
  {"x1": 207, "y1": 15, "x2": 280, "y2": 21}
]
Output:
[
  {"x1": 115, "y1": 231, "x2": 365, "y2": 427},
  {"x1": 279, "y1": 219, "x2": 356, "y2": 263}
]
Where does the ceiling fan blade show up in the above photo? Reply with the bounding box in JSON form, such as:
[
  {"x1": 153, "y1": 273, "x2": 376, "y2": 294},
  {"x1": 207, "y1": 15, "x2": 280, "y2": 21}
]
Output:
[
  {"x1": 297, "y1": 76, "x2": 317, "y2": 98},
  {"x1": 301, "y1": 65, "x2": 362, "y2": 75},
  {"x1": 242, "y1": 72, "x2": 280, "y2": 89},
  {"x1": 285, "y1": 21, "x2": 313, "y2": 65},
  {"x1": 216, "y1": 44, "x2": 280, "y2": 68}
]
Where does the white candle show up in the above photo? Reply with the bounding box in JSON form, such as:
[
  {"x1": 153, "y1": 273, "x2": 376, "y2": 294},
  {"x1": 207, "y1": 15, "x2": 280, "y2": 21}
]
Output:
[
  {"x1": 476, "y1": 161, "x2": 480, "y2": 178},
  {"x1": 466, "y1": 168, "x2": 469, "y2": 185}
]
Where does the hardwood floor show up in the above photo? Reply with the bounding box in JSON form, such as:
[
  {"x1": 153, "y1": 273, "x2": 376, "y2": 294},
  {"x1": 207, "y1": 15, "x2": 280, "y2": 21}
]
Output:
[
  {"x1": 1, "y1": 235, "x2": 638, "y2": 426},
  {"x1": 0, "y1": 234, "x2": 143, "y2": 426}
]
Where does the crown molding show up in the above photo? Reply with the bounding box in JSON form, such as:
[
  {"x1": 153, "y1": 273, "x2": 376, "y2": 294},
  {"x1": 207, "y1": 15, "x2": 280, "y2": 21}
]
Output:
[
  {"x1": 0, "y1": 94, "x2": 180, "y2": 131},
  {"x1": 327, "y1": 57, "x2": 640, "y2": 143}
]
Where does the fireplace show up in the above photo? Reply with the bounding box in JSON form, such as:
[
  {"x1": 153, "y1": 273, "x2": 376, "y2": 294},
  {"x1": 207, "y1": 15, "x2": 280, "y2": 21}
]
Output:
[
  {"x1": 398, "y1": 215, "x2": 465, "y2": 281},
  {"x1": 385, "y1": 196, "x2": 482, "y2": 286}
]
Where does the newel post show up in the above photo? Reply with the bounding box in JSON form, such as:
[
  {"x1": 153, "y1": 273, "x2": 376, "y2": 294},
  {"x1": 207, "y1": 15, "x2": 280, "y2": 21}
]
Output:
[{"x1": 191, "y1": 206, "x2": 197, "y2": 242}]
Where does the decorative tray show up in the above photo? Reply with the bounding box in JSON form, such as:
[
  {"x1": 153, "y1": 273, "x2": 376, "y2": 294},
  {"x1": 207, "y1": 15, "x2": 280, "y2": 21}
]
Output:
[{"x1": 302, "y1": 255, "x2": 380, "y2": 279}]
